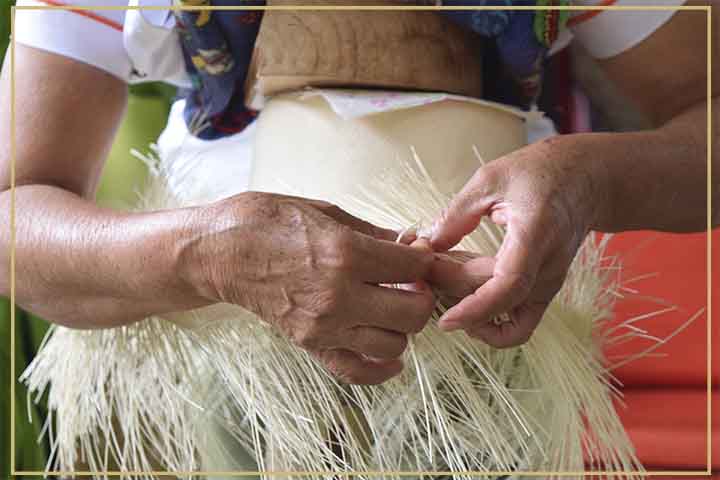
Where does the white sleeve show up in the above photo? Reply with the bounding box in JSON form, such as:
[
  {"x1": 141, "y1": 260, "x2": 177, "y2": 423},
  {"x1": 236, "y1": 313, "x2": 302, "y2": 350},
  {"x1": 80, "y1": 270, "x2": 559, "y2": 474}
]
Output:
[
  {"x1": 15, "y1": 0, "x2": 133, "y2": 81},
  {"x1": 568, "y1": 0, "x2": 687, "y2": 59}
]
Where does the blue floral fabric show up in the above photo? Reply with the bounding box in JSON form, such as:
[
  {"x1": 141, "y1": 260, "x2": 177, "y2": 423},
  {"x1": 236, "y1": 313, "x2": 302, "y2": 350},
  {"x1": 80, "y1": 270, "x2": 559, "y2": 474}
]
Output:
[
  {"x1": 441, "y1": 0, "x2": 569, "y2": 102},
  {"x1": 174, "y1": 0, "x2": 264, "y2": 139},
  {"x1": 442, "y1": 0, "x2": 518, "y2": 36},
  {"x1": 174, "y1": 1, "x2": 569, "y2": 139}
]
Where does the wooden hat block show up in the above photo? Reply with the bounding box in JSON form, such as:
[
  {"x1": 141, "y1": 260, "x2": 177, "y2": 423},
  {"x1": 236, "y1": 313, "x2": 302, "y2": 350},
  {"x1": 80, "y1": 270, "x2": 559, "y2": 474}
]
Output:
[{"x1": 244, "y1": 0, "x2": 484, "y2": 109}]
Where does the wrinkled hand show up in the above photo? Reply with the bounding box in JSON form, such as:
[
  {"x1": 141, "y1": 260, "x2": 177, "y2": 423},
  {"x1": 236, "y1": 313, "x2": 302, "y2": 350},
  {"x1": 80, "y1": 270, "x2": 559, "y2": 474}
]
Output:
[
  {"x1": 183, "y1": 192, "x2": 436, "y2": 384},
  {"x1": 428, "y1": 137, "x2": 604, "y2": 347}
]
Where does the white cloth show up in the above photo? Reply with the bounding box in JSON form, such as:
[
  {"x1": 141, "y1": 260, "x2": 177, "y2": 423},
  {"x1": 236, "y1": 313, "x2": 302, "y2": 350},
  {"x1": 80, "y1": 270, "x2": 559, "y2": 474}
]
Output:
[
  {"x1": 15, "y1": 0, "x2": 190, "y2": 86},
  {"x1": 15, "y1": 0, "x2": 133, "y2": 81},
  {"x1": 123, "y1": 0, "x2": 191, "y2": 87},
  {"x1": 156, "y1": 99, "x2": 256, "y2": 201},
  {"x1": 571, "y1": 0, "x2": 688, "y2": 58}
]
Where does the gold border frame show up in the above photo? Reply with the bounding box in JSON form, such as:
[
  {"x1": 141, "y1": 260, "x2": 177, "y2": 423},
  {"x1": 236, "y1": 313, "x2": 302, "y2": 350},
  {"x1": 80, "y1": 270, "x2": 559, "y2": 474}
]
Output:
[{"x1": 8, "y1": 3, "x2": 714, "y2": 477}]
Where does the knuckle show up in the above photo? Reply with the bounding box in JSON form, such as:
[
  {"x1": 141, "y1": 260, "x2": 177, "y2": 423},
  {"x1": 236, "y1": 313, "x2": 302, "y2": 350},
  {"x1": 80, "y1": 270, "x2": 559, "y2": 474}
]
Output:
[
  {"x1": 370, "y1": 334, "x2": 408, "y2": 358},
  {"x1": 517, "y1": 328, "x2": 534, "y2": 346},
  {"x1": 417, "y1": 250, "x2": 436, "y2": 275},
  {"x1": 393, "y1": 336, "x2": 409, "y2": 356},
  {"x1": 499, "y1": 333, "x2": 532, "y2": 349},
  {"x1": 293, "y1": 322, "x2": 323, "y2": 350},
  {"x1": 474, "y1": 164, "x2": 499, "y2": 186},
  {"x1": 467, "y1": 328, "x2": 486, "y2": 341},
  {"x1": 539, "y1": 135, "x2": 561, "y2": 149},
  {"x1": 406, "y1": 294, "x2": 436, "y2": 333},
  {"x1": 468, "y1": 165, "x2": 502, "y2": 199},
  {"x1": 406, "y1": 321, "x2": 425, "y2": 335},
  {"x1": 507, "y1": 272, "x2": 534, "y2": 298},
  {"x1": 483, "y1": 335, "x2": 511, "y2": 349},
  {"x1": 408, "y1": 312, "x2": 432, "y2": 334},
  {"x1": 237, "y1": 191, "x2": 280, "y2": 219},
  {"x1": 328, "y1": 362, "x2": 364, "y2": 385},
  {"x1": 237, "y1": 190, "x2": 267, "y2": 206},
  {"x1": 488, "y1": 322, "x2": 535, "y2": 349},
  {"x1": 326, "y1": 228, "x2": 356, "y2": 270},
  {"x1": 306, "y1": 198, "x2": 336, "y2": 215},
  {"x1": 423, "y1": 290, "x2": 438, "y2": 314},
  {"x1": 510, "y1": 220, "x2": 537, "y2": 246},
  {"x1": 371, "y1": 225, "x2": 395, "y2": 241},
  {"x1": 314, "y1": 351, "x2": 342, "y2": 378},
  {"x1": 312, "y1": 288, "x2": 342, "y2": 318},
  {"x1": 340, "y1": 370, "x2": 365, "y2": 385},
  {"x1": 437, "y1": 207, "x2": 452, "y2": 228},
  {"x1": 334, "y1": 226, "x2": 355, "y2": 248},
  {"x1": 317, "y1": 200, "x2": 335, "y2": 211}
]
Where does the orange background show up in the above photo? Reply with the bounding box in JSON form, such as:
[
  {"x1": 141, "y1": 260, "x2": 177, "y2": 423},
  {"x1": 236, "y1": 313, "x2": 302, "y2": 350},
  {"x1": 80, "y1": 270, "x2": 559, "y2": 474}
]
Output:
[{"x1": 603, "y1": 230, "x2": 718, "y2": 470}]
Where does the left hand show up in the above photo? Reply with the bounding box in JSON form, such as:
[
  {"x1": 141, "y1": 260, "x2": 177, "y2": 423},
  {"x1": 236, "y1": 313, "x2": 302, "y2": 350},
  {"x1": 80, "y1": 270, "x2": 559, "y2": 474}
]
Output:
[{"x1": 428, "y1": 136, "x2": 609, "y2": 347}]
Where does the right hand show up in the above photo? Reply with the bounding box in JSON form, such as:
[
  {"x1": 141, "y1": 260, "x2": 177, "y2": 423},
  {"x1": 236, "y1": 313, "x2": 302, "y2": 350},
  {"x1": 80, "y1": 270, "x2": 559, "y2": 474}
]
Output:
[{"x1": 181, "y1": 192, "x2": 436, "y2": 385}]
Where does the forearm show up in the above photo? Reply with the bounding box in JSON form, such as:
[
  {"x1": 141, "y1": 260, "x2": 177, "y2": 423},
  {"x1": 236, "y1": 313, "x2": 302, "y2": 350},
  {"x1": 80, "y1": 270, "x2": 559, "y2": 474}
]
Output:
[
  {"x1": 0, "y1": 184, "x2": 210, "y2": 329},
  {"x1": 572, "y1": 97, "x2": 717, "y2": 233},
  {"x1": 579, "y1": 1, "x2": 718, "y2": 233}
]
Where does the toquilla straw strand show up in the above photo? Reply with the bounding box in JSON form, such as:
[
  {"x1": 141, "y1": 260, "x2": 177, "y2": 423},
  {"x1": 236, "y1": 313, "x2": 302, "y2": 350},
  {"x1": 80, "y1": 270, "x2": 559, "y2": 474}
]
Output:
[{"x1": 21, "y1": 144, "x2": 697, "y2": 480}]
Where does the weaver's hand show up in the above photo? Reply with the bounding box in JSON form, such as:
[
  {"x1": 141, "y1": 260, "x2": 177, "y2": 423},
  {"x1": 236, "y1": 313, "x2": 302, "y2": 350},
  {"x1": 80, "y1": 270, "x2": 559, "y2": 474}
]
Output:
[
  {"x1": 182, "y1": 192, "x2": 436, "y2": 384},
  {"x1": 429, "y1": 137, "x2": 605, "y2": 348}
]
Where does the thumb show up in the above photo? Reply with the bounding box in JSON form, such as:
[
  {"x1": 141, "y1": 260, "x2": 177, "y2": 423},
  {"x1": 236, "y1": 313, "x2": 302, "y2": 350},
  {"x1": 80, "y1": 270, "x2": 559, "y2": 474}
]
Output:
[
  {"x1": 430, "y1": 165, "x2": 501, "y2": 251},
  {"x1": 430, "y1": 191, "x2": 495, "y2": 252}
]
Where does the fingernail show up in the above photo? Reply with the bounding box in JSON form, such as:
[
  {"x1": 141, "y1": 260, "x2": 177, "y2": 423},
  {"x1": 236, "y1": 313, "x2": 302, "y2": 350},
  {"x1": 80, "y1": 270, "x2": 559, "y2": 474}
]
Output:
[
  {"x1": 398, "y1": 223, "x2": 422, "y2": 244},
  {"x1": 417, "y1": 223, "x2": 434, "y2": 240},
  {"x1": 438, "y1": 318, "x2": 462, "y2": 332},
  {"x1": 411, "y1": 237, "x2": 432, "y2": 251},
  {"x1": 425, "y1": 218, "x2": 439, "y2": 239}
]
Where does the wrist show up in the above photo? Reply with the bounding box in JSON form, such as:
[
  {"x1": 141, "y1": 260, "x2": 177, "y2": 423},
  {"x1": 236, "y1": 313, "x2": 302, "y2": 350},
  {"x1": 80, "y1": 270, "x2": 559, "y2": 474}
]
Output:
[
  {"x1": 579, "y1": 130, "x2": 667, "y2": 232},
  {"x1": 127, "y1": 206, "x2": 216, "y2": 311},
  {"x1": 172, "y1": 193, "x2": 258, "y2": 306},
  {"x1": 581, "y1": 135, "x2": 619, "y2": 233},
  {"x1": 530, "y1": 134, "x2": 611, "y2": 235},
  {"x1": 545, "y1": 133, "x2": 622, "y2": 233}
]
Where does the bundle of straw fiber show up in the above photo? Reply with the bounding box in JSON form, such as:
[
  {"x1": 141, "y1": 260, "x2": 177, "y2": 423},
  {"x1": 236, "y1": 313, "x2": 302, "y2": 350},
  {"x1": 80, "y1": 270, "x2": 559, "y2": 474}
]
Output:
[{"x1": 22, "y1": 93, "x2": 675, "y2": 480}]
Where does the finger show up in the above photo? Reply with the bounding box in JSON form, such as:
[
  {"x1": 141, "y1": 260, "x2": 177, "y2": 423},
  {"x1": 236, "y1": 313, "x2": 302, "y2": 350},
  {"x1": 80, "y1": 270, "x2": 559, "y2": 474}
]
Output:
[
  {"x1": 410, "y1": 237, "x2": 431, "y2": 249},
  {"x1": 344, "y1": 326, "x2": 408, "y2": 359},
  {"x1": 427, "y1": 252, "x2": 495, "y2": 299},
  {"x1": 430, "y1": 167, "x2": 501, "y2": 252},
  {"x1": 266, "y1": 194, "x2": 396, "y2": 242},
  {"x1": 465, "y1": 301, "x2": 547, "y2": 348},
  {"x1": 350, "y1": 234, "x2": 435, "y2": 284},
  {"x1": 354, "y1": 282, "x2": 436, "y2": 334},
  {"x1": 319, "y1": 204, "x2": 399, "y2": 242},
  {"x1": 315, "y1": 348, "x2": 403, "y2": 385},
  {"x1": 438, "y1": 222, "x2": 542, "y2": 331}
]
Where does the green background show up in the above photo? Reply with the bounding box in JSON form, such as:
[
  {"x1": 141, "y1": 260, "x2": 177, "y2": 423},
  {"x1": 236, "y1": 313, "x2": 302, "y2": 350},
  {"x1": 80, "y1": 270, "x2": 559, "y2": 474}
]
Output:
[{"x1": 0, "y1": 2, "x2": 175, "y2": 476}]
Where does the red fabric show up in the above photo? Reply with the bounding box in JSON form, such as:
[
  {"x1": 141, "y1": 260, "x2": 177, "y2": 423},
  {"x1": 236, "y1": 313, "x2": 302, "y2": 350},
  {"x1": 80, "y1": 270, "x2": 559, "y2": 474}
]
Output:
[
  {"x1": 648, "y1": 472, "x2": 720, "y2": 480},
  {"x1": 603, "y1": 231, "x2": 718, "y2": 388},
  {"x1": 567, "y1": 43, "x2": 717, "y2": 470},
  {"x1": 597, "y1": 230, "x2": 719, "y2": 470},
  {"x1": 618, "y1": 389, "x2": 718, "y2": 469}
]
